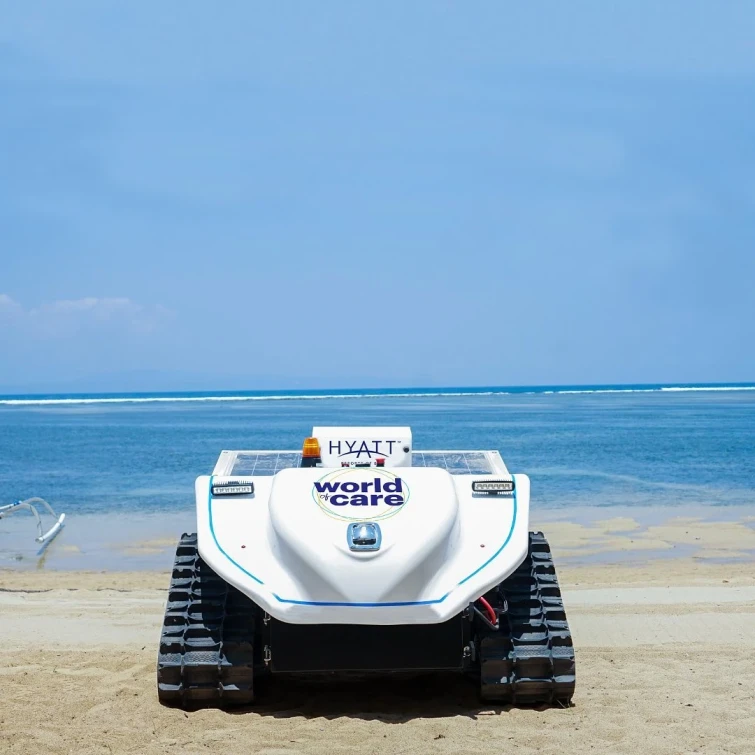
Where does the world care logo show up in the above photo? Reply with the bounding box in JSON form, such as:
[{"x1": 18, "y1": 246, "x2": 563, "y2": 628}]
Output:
[{"x1": 312, "y1": 468, "x2": 410, "y2": 522}]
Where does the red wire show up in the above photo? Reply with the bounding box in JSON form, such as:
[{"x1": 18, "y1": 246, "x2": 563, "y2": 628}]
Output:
[{"x1": 478, "y1": 596, "x2": 497, "y2": 625}]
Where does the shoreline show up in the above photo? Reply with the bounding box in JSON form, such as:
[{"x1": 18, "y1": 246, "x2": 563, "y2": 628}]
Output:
[
  {"x1": 3, "y1": 556, "x2": 755, "y2": 593},
  {"x1": 2, "y1": 504, "x2": 754, "y2": 572}
]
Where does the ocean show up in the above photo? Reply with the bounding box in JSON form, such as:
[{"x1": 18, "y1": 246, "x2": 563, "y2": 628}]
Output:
[{"x1": 1, "y1": 384, "x2": 754, "y2": 567}]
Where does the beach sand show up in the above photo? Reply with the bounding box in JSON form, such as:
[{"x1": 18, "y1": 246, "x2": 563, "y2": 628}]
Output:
[{"x1": 2, "y1": 519, "x2": 755, "y2": 754}]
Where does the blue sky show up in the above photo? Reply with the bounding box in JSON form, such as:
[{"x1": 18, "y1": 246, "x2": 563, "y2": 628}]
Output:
[{"x1": 1, "y1": 2, "x2": 754, "y2": 392}]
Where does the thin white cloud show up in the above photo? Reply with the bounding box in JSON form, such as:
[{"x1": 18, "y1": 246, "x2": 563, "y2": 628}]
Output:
[
  {"x1": 0, "y1": 294, "x2": 171, "y2": 335},
  {"x1": 0, "y1": 293, "x2": 22, "y2": 313},
  {"x1": 31, "y1": 296, "x2": 140, "y2": 318}
]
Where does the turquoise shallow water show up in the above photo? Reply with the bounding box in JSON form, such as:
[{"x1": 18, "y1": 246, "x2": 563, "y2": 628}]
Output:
[
  {"x1": 0, "y1": 386, "x2": 755, "y2": 513},
  {"x1": 1, "y1": 383, "x2": 754, "y2": 514},
  {"x1": 1, "y1": 384, "x2": 754, "y2": 568}
]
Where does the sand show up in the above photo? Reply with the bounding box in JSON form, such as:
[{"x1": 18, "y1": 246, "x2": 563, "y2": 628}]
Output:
[{"x1": 2, "y1": 522, "x2": 755, "y2": 754}]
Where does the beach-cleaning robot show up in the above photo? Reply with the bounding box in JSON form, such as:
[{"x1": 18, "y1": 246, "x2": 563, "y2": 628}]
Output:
[{"x1": 157, "y1": 427, "x2": 575, "y2": 707}]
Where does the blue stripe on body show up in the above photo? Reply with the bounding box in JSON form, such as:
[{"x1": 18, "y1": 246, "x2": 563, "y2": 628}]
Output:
[{"x1": 207, "y1": 475, "x2": 519, "y2": 606}]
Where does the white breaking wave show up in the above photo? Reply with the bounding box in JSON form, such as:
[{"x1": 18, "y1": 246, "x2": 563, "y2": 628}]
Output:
[
  {"x1": 552, "y1": 386, "x2": 755, "y2": 396},
  {"x1": 0, "y1": 391, "x2": 508, "y2": 406},
  {"x1": 660, "y1": 386, "x2": 755, "y2": 392},
  {"x1": 0, "y1": 385, "x2": 754, "y2": 406}
]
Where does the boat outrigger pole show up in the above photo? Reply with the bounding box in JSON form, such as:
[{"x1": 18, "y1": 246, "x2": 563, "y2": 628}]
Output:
[{"x1": 0, "y1": 498, "x2": 66, "y2": 545}]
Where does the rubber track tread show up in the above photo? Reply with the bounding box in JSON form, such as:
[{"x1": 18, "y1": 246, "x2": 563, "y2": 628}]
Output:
[
  {"x1": 479, "y1": 531, "x2": 576, "y2": 704},
  {"x1": 157, "y1": 533, "x2": 257, "y2": 708}
]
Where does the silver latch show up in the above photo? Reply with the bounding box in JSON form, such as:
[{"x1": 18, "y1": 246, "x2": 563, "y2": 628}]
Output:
[{"x1": 347, "y1": 522, "x2": 381, "y2": 551}]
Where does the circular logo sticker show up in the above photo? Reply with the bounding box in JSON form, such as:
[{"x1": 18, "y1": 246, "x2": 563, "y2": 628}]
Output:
[{"x1": 312, "y1": 468, "x2": 411, "y2": 522}]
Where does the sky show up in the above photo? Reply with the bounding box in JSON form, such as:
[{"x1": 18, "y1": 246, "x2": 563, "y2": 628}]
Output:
[{"x1": 1, "y1": 2, "x2": 754, "y2": 393}]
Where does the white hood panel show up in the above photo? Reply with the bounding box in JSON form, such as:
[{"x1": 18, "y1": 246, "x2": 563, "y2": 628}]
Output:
[{"x1": 196, "y1": 467, "x2": 529, "y2": 625}]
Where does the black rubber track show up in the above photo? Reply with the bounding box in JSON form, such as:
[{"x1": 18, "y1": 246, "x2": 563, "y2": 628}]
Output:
[
  {"x1": 157, "y1": 533, "x2": 260, "y2": 708},
  {"x1": 479, "y1": 531, "x2": 576, "y2": 704},
  {"x1": 157, "y1": 531, "x2": 574, "y2": 708}
]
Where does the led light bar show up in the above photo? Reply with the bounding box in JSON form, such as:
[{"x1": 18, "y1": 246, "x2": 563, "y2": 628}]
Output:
[
  {"x1": 212, "y1": 480, "x2": 255, "y2": 496},
  {"x1": 472, "y1": 479, "x2": 515, "y2": 495}
]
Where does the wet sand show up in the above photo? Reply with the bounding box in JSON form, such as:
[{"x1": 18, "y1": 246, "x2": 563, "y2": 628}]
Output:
[{"x1": 4, "y1": 505, "x2": 755, "y2": 572}]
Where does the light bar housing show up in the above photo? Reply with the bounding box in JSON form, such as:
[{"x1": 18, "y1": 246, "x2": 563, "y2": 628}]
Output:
[
  {"x1": 472, "y1": 479, "x2": 515, "y2": 495},
  {"x1": 212, "y1": 481, "x2": 255, "y2": 496},
  {"x1": 301, "y1": 437, "x2": 321, "y2": 458}
]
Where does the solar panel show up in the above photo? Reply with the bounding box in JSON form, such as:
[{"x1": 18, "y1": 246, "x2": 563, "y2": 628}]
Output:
[
  {"x1": 231, "y1": 452, "x2": 301, "y2": 476},
  {"x1": 228, "y1": 451, "x2": 497, "y2": 476},
  {"x1": 410, "y1": 452, "x2": 494, "y2": 474}
]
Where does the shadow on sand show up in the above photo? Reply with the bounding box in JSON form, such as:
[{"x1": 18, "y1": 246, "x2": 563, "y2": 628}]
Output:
[{"x1": 222, "y1": 673, "x2": 571, "y2": 722}]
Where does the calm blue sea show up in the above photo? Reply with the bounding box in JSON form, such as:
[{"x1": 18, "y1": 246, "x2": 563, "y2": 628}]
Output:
[{"x1": 1, "y1": 383, "x2": 754, "y2": 516}]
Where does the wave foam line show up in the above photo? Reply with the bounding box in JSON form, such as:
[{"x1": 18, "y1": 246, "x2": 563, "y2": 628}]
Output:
[
  {"x1": 660, "y1": 386, "x2": 755, "y2": 392},
  {"x1": 0, "y1": 391, "x2": 509, "y2": 406},
  {"x1": 552, "y1": 386, "x2": 755, "y2": 395},
  {"x1": 1, "y1": 385, "x2": 754, "y2": 406}
]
